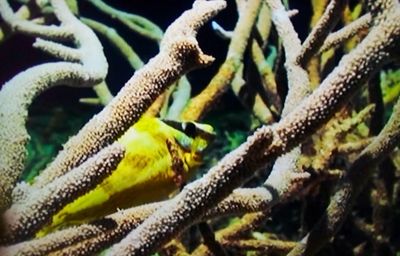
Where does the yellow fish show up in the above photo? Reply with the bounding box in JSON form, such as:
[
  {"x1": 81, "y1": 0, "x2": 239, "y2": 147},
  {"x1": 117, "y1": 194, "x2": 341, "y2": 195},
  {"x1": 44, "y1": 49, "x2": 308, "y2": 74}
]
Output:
[{"x1": 37, "y1": 115, "x2": 214, "y2": 236}]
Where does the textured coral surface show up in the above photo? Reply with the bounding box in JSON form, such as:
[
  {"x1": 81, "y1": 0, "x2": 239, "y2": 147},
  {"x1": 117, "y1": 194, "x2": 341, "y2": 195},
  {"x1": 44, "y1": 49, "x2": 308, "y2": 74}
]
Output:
[{"x1": 0, "y1": 0, "x2": 399, "y2": 255}]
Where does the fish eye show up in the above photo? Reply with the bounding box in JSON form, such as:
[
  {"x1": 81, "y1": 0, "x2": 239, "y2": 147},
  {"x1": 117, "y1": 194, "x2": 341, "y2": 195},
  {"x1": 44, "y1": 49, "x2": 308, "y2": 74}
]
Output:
[{"x1": 182, "y1": 122, "x2": 197, "y2": 137}]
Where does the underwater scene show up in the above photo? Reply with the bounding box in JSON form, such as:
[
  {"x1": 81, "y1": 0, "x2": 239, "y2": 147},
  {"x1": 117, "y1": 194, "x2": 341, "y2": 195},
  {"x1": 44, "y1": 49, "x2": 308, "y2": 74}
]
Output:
[{"x1": 0, "y1": 0, "x2": 400, "y2": 255}]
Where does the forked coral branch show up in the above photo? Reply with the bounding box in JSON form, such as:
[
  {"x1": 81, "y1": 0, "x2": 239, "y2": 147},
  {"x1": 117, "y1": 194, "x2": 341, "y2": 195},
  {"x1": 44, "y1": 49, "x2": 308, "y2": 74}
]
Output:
[
  {"x1": 2, "y1": 143, "x2": 125, "y2": 243},
  {"x1": 0, "y1": 0, "x2": 108, "y2": 212},
  {"x1": 181, "y1": 0, "x2": 262, "y2": 121},
  {"x1": 0, "y1": 0, "x2": 398, "y2": 255},
  {"x1": 287, "y1": 89, "x2": 400, "y2": 256},
  {"x1": 106, "y1": 0, "x2": 399, "y2": 254},
  {"x1": 32, "y1": 0, "x2": 225, "y2": 189}
]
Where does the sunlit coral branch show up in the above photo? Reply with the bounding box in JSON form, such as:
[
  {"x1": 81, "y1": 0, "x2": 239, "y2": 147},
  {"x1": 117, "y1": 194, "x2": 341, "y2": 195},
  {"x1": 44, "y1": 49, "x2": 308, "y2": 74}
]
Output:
[
  {"x1": 1, "y1": 143, "x2": 125, "y2": 243},
  {"x1": 286, "y1": 5, "x2": 400, "y2": 253},
  {"x1": 223, "y1": 1, "x2": 277, "y2": 123},
  {"x1": 302, "y1": 0, "x2": 346, "y2": 85},
  {"x1": 0, "y1": 4, "x2": 40, "y2": 43},
  {"x1": 0, "y1": 202, "x2": 158, "y2": 255},
  {"x1": 242, "y1": 2, "x2": 281, "y2": 122},
  {"x1": 81, "y1": 17, "x2": 144, "y2": 70},
  {"x1": 251, "y1": 2, "x2": 282, "y2": 114},
  {"x1": 33, "y1": 0, "x2": 224, "y2": 188},
  {"x1": 310, "y1": 0, "x2": 329, "y2": 26},
  {"x1": 0, "y1": 0, "x2": 73, "y2": 41},
  {"x1": 33, "y1": 38, "x2": 81, "y2": 62},
  {"x1": 256, "y1": 2, "x2": 272, "y2": 45},
  {"x1": 181, "y1": 0, "x2": 262, "y2": 121},
  {"x1": 287, "y1": 91, "x2": 400, "y2": 256},
  {"x1": 230, "y1": 63, "x2": 275, "y2": 123},
  {"x1": 0, "y1": 224, "x2": 106, "y2": 256},
  {"x1": 319, "y1": 13, "x2": 372, "y2": 53},
  {"x1": 262, "y1": 0, "x2": 313, "y2": 216},
  {"x1": 266, "y1": 0, "x2": 310, "y2": 113},
  {"x1": 1, "y1": 1, "x2": 398, "y2": 254},
  {"x1": 0, "y1": 185, "x2": 280, "y2": 255},
  {"x1": 305, "y1": 9, "x2": 324, "y2": 91},
  {"x1": 0, "y1": 0, "x2": 108, "y2": 212},
  {"x1": 297, "y1": 0, "x2": 346, "y2": 67},
  {"x1": 106, "y1": 0, "x2": 399, "y2": 252}
]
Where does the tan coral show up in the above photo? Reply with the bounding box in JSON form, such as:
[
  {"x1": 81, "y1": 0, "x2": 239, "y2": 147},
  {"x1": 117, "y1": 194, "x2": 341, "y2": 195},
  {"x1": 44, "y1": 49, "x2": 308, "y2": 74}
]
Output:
[
  {"x1": 106, "y1": 1, "x2": 400, "y2": 253},
  {"x1": 0, "y1": 0, "x2": 108, "y2": 212},
  {"x1": 2, "y1": 142, "x2": 125, "y2": 243},
  {"x1": 33, "y1": 0, "x2": 225, "y2": 189},
  {"x1": 0, "y1": 0, "x2": 399, "y2": 255}
]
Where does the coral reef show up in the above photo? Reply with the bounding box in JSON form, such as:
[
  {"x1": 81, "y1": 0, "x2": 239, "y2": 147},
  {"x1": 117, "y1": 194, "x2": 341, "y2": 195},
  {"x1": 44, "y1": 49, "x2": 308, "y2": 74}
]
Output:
[{"x1": 0, "y1": 0, "x2": 399, "y2": 255}]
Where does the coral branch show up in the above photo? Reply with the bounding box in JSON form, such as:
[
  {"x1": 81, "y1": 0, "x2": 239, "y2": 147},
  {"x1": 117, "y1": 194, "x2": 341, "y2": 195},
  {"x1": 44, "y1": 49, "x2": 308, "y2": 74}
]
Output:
[
  {"x1": 287, "y1": 5, "x2": 400, "y2": 252},
  {"x1": 0, "y1": 201, "x2": 157, "y2": 255},
  {"x1": 288, "y1": 93, "x2": 400, "y2": 256},
  {"x1": 33, "y1": 38, "x2": 81, "y2": 62},
  {"x1": 85, "y1": 0, "x2": 163, "y2": 42},
  {"x1": 0, "y1": 0, "x2": 72, "y2": 41},
  {"x1": 263, "y1": 0, "x2": 313, "y2": 213},
  {"x1": 192, "y1": 212, "x2": 266, "y2": 255},
  {"x1": 181, "y1": 0, "x2": 261, "y2": 121},
  {"x1": 0, "y1": 0, "x2": 108, "y2": 211},
  {"x1": 107, "y1": 126, "x2": 274, "y2": 255},
  {"x1": 0, "y1": 224, "x2": 104, "y2": 256},
  {"x1": 81, "y1": 17, "x2": 144, "y2": 70},
  {"x1": 221, "y1": 238, "x2": 296, "y2": 254},
  {"x1": 1, "y1": 1, "x2": 398, "y2": 254},
  {"x1": 266, "y1": 0, "x2": 310, "y2": 113},
  {"x1": 0, "y1": 186, "x2": 281, "y2": 255},
  {"x1": 0, "y1": 63, "x2": 103, "y2": 211},
  {"x1": 297, "y1": 0, "x2": 347, "y2": 67},
  {"x1": 33, "y1": 0, "x2": 225, "y2": 188},
  {"x1": 319, "y1": 13, "x2": 371, "y2": 53},
  {"x1": 106, "y1": 3, "x2": 399, "y2": 252},
  {"x1": 1, "y1": 143, "x2": 125, "y2": 243},
  {"x1": 217, "y1": 212, "x2": 266, "y2": 240},
  {"x1": 0, "y1": 4, "x2": 32, "y2": 43}
]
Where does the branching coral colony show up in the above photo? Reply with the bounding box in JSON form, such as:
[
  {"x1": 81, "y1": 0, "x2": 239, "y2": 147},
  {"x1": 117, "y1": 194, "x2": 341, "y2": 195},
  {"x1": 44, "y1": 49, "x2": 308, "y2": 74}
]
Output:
[{"x1": 0, "y1": 0, "x2": 399, "y2": 255}]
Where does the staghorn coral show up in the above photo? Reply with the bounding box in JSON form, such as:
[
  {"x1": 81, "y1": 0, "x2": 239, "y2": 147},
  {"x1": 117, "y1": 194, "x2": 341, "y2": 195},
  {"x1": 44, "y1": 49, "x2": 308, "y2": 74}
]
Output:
[
  {"x1": 0, "y1": 0, "x2": 108, "y2": 212},
  {"x1": 287, "y1": 89, "x2": 400, "y2": 256},
  {"x1": 32, "y1": 0, "x2": 222, "y2": 189},
  {"x1": 0, "y1": 0, "x2": 399, "y2": 255},
  {"x1": 2, "y1": 142, "x2": 125, "y2": 243},
  {"x1": 107, "y1": 0, "x2": 399, "y2": 254},
  {"x1": 181, "y1": 0, "x2": 262, "y2": 121}
]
